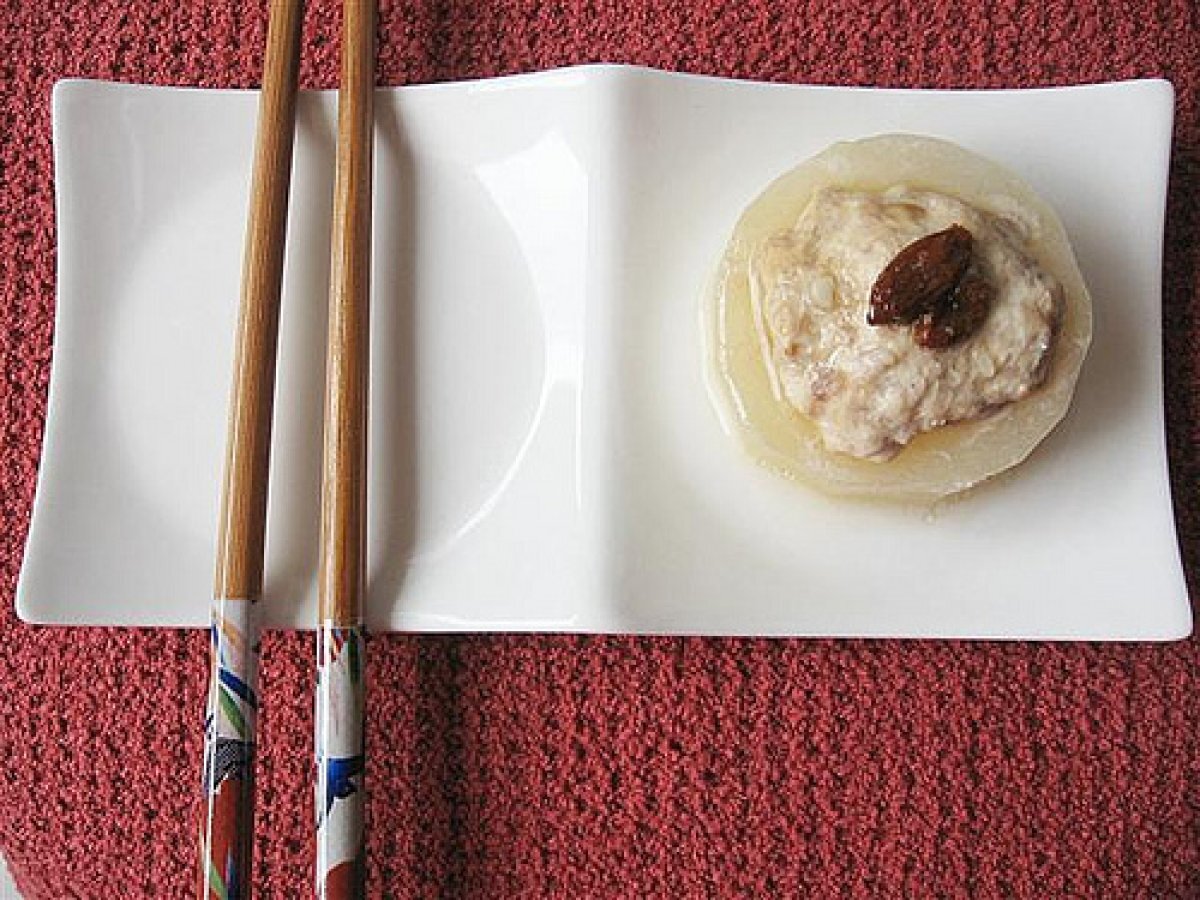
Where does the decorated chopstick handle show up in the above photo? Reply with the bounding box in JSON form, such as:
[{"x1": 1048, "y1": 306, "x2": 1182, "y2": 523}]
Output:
[
  {"x1": 315, "y1": 621, "x2": 366, "y2": 898},
  {"x1": 200, "y1": 596, "x2": 262, "y2": 900}
]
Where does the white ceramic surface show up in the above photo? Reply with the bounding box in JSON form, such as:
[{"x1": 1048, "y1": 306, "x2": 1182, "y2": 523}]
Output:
[
  {"x1": 17, "y1": 66, "x2": 1189, "y2": 638},
  {"x1": 0, "y1": 855, "x2": 19, "y2": 900}
]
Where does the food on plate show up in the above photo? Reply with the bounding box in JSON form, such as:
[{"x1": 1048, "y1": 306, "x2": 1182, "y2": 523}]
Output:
[{"x1": 705, "y1": 134, "x2": 1092, "y2": 502}]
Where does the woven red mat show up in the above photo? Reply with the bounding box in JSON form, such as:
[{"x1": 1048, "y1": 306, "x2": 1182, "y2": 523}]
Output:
[{"x1": 1, "y1": 1, "x2": 1198, "y2": 897}]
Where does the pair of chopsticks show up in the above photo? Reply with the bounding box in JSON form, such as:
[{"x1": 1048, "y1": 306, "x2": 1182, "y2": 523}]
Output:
[{"x1": 199, "y1": 1, "x2": 375, "y2": 898}]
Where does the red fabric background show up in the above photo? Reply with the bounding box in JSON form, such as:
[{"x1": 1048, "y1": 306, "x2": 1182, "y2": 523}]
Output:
[{"x1": 2, "y1": 1, "x2": 1199, "y2": 897}]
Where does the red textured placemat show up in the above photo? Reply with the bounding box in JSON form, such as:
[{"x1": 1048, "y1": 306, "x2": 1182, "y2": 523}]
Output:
[{"x1": 2, "y1": 1, "x2": 1198, "y2": 897}]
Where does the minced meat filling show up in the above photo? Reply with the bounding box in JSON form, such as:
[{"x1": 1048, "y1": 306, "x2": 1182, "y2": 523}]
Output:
[{"x1": 750, "y1": 187, "x2": 1063, "y2": 460}]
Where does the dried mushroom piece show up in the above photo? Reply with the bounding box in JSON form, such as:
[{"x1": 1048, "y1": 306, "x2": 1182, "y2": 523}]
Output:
[
  {"x1": 912, "y1": 272, "x2": 996, "y2": 349},
  {"x1": 869, "y1": 224, "x2": 996, "y2": 349},
  {"x1": 868, "y1": 224, "x2": 974, "y2": 327}
]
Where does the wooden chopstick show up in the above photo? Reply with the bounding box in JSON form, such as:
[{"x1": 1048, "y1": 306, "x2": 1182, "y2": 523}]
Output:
[
  {"x1": 199, "y1": 2, "x2": 304, "y2": 899},
  {"x1": 314, "y1": 1, "x2": 375, "y2": 897}
]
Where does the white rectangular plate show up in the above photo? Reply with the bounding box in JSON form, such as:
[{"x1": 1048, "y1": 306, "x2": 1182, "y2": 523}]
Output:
[{"x1": 19, "y1": 66, "x2": 1189, "y2": 638}]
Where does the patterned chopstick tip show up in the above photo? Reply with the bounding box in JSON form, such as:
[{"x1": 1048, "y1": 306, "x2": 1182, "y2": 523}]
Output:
[
  {"x1": 316, "y1": 622, "x2": 366, "y2": 898},
  {"x1": 200, "y1": 596, "x2": 262, "y2": 900}
]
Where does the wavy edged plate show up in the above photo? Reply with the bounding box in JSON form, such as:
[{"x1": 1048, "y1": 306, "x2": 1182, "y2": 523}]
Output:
[{"x1": 17, "y1": 66, "x2": 1189, "y2": 638}]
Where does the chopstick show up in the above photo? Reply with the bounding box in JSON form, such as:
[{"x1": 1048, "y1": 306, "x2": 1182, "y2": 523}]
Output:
[
  {"x1": 199, "y1": 1, "x2": 304, "y2": 899},
  {"x1": 314, "y1": 1, "x2": 375, "y2": 897}
]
